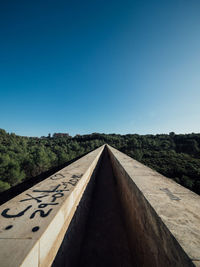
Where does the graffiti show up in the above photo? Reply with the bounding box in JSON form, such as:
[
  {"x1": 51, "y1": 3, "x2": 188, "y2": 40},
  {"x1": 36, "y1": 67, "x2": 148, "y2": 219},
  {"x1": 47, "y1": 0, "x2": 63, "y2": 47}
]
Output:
[
  {"x1": 32, "y1": 226, "x2": 40, "y2": 232},
  {"x1": 50, "y1": 173, "x2": 65, "y2": 180},
  {"x1": 50, "y1": 173, "x2": 83, "y2": 181},
  {"x1": 68, "y1": 178, "x2": 79, "y2": 186},
  {"x1": 160, "y1": 188, "x2": 181, "y2": 201},
  {"x1": 61, "y1": 182, "x2": 69, "y2": 189},
  {"x1": 30, "y1": 209, "x2": 53, "y2": 219},
  {"x1": 38, "y1": 202, "x2": 58, "y2": 208},
  {"x1": 5, "y1": 225, "x2": 13, "y2": 230},
  {"x1": 1, "y1": 172, "x2": 84, "y2": 233},
  {"x1": 1, "y1": 205, "x2": 32, "y2": 218},
  {"x1": 20, "y1": 193, "x2": 49, "y2": 203},
  {"x1": 72, "y1": 174, "x2": 83, "y2": 179},
  {"x1": 51, "y1": 193, "x2": 64, "y2": 202},
  {"x1": 33, "y1": 184, "x2": 62, "y2": 193}
]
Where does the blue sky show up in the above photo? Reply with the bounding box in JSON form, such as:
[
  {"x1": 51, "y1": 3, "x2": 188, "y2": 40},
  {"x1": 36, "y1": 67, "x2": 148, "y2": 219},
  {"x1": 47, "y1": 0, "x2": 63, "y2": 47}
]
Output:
[{"x1": 0, "y1": 0, "x2": 200, "y2": 137}]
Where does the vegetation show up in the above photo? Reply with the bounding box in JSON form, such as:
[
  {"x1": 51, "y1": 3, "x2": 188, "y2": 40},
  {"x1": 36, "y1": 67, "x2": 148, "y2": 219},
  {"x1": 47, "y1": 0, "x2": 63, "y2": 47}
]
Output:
[{"x1": 0, "y1": 129, "x2": 200, "y2": 195}]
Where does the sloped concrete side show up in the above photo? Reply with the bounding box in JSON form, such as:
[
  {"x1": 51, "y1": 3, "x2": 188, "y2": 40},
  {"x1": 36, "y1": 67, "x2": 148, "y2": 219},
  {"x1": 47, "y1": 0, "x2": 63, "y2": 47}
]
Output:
[
  {"x1": 107, "y1": 145, "x2": 199, "y2": 267},
  {"x1": 1, "y1": 144, "x2": 199, "y2": 267},
  {"x1": 52, "y1": 149, "x2": 103, "y2": 267},
  {"x1": 53, "y1": 147, "x2": 134, "y2": 267},
  {"x1": 0, "y1": 145, "x2": 105, "y2": 267}
]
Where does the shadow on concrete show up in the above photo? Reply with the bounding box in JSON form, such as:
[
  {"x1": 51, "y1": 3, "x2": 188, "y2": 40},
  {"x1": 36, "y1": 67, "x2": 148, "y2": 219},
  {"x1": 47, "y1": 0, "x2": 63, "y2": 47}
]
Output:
[{"x1": 52, "y1": 148, "x2": 134, "y2": 267}]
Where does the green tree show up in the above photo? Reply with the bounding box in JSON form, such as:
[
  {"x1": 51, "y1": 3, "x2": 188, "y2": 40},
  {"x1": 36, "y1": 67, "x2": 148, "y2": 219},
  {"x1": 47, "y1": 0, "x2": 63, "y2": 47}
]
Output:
[{"x1": 0, "y1": 180, "x2": 10, "y2": 192}]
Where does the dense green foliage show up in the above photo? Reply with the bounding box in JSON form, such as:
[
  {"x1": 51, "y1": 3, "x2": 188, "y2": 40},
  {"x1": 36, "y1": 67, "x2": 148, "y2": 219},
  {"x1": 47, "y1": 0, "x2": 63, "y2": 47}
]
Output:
[{"x1": 0, "y1": 129, "x2": 200, "y2": 195}]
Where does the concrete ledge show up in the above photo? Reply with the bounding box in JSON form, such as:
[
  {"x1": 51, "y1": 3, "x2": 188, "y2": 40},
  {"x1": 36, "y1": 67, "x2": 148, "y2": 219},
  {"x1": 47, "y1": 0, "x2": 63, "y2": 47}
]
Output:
[
  {"x1": 107, "y1": 145, "x2": 199, "y2": 267},
  {"x1": 1, "y1": 144, "x2": 199, "y2": 267},
  {"x1": 0, "y1": 145, "x2": 105, "y2": 267}
]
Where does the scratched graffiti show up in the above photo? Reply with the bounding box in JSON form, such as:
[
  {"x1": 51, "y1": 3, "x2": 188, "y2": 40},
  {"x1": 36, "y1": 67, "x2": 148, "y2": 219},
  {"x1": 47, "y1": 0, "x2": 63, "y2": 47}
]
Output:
[
  {"x1": 160, "y1": 188, "x2": 181, "y2": 201},
  {"x1": 1, "y1": 173, "x2": 83, "y2": 232}
]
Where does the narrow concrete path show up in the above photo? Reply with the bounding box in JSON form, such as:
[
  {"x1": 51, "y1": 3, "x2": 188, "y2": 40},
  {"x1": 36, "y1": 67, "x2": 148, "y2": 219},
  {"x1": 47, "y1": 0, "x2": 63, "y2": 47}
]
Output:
[{"x1": 78, "y1": 151, "x2": 133, "y2": 267}]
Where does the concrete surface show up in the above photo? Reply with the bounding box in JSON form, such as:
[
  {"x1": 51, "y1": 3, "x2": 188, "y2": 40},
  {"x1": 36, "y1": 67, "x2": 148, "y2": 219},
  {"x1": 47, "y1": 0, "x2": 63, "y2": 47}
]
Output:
[
  {"x1": 78, "y1": 150, "x2": 133, "y2": 267},
  {"x1": 53, "y1": 149, "x2": 133, "y2": 267},
  {"x1": 0, "y1": 145, "x2": 104, "y2": 267},
  {"x1": 0, "y1": 144, "x2": 199, "y2": 267},
  {"x1": 107, "y1": 145, "x2": 199, "y2": 266}
]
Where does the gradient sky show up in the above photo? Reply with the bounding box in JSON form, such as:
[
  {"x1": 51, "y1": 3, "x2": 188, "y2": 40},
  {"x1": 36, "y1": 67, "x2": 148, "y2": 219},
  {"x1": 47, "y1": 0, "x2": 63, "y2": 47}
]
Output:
[{"x1": 0, "y1": 0, "x2": 200, "y2": 137}]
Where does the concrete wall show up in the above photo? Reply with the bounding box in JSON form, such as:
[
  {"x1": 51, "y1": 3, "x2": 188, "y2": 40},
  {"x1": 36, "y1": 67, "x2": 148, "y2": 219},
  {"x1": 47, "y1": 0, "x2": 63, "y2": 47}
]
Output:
[
  {"x1": 52, "y1": 150, "x2": 103, "y2": 267},
  {"x1": 107, "y1": 145, "x2": 199, "y2": 267},
  {"x1": 0, "y1": 145, "x2": 105, "y2": 267},
  {"x1": 0, "y1": 144, "x2": 199, "y2": 267}
]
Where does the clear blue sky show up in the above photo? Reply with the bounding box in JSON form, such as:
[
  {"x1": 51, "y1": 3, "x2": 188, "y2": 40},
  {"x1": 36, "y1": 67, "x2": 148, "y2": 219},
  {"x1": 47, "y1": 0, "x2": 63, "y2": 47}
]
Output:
[{"x1": 0, "y1": 0, "x2": 200, "y2": 137}]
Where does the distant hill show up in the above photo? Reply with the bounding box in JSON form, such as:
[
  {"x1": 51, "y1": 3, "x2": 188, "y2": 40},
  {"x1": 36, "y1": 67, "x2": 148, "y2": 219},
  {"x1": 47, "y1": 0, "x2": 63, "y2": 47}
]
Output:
[{"x1": 0, "y1": 129, "x2": 200, "y2": 195}]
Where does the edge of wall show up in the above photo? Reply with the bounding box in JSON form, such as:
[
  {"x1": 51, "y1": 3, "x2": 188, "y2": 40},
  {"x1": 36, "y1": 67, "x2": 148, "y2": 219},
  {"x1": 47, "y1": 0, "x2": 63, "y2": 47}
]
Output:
[
  {"x1": 0, "y1": 145, "x2": 105, "y2": 267},
  {"x1": 107, "y1": 145, "x2": 200, "y2": 267},
  {"x1": 52, "y1": 148, "x2": 103, "y2": 267}
]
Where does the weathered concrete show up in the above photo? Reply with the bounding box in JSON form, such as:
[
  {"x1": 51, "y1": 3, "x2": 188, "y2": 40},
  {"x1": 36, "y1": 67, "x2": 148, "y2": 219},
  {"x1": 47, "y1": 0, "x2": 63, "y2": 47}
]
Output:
[
  {"x1": 0, "y1": 144, "x2": 199, "y2": 267},
  {"x1": 107, "y1": 145, "x2": 200, "y2": 267},
  {"x1": 0, "y1": 145, "x2": 104, "y2": 267},
  {"x1": 51, "y1": 149, "x2": 103, "y2": 267},
  {"x1": 53, "y1": 148, "x2": 133, "y2": 267},
  {"x1": 78, "y1": 150, "x2": 133, "y2": 267}
]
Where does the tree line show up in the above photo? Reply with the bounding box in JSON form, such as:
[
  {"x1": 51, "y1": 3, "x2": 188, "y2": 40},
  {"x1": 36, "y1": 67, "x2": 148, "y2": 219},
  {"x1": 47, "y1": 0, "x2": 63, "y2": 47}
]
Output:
[{"x1": 0, "y1": 129, "x2": 200, "y2": 195}]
